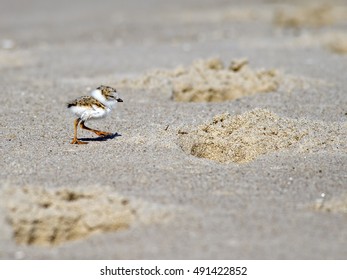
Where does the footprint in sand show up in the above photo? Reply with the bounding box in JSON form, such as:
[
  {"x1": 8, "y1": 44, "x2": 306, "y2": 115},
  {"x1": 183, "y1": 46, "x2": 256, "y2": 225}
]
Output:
[{"x1": 2, "y1": 186, "x2": 169, "y2": 246}]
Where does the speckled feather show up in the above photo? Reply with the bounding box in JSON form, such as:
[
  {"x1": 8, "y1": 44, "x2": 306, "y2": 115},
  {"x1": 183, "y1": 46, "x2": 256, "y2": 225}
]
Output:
[{"x1": 67, "y1": 96, "x2": 107, "y2": 109}]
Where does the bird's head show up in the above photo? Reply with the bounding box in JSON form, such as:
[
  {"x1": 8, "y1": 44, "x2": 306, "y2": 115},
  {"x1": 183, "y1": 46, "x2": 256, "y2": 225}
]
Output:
[{"x1": 96, "y1": 85, "x2": 123, "y2": 103}]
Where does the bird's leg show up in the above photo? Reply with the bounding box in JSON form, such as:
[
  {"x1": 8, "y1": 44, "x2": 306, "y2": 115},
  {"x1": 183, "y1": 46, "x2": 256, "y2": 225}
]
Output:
[
  {"x1": 80, "y1": 121, "x2": 112, "y2": 137},
  {"x1": 71, "y1": 118, "x2": 88, "y2": 144}
]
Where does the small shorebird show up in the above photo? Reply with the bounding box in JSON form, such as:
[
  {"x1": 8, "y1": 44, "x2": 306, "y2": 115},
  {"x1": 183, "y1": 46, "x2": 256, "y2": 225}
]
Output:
[{"x1": 67, "y1": 85, "x2": 123, "y2": 144}]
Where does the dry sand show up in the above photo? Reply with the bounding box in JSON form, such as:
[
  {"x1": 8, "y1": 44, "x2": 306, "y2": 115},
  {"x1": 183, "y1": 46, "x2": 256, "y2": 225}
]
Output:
[
  {"x1": 273, "y1": 3, "x2": 347, "y2": 28},
  {"x1": 325, "y1": 33, "x2": 347, "y2": 54},
  {"x1": 120, "y1": 58, "x2": 280, "y2": 102},
  {"x1": 0, "y1": 0, "x2": 347, "y2": 259},
  {"x1": 2, "y1": 186, "x2": 169, "y2": 246},
  {"x1": 178, "y1": 108, "x2": 346, "y2": 164}
]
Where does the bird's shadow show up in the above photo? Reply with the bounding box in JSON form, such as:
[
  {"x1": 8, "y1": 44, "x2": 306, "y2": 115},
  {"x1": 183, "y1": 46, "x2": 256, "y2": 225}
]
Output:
[{"x1": 79, "y1": 132, "x2": 121, "y2": 142}]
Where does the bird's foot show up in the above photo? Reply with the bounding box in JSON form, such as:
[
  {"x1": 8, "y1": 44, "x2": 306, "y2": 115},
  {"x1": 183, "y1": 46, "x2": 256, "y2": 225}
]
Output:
[
  {"x1": 71, "y1": 138, "x2": 88, "y2": 144},
  {"x1": 95, "y1": 131, "x2": 113, "y2": 137}
]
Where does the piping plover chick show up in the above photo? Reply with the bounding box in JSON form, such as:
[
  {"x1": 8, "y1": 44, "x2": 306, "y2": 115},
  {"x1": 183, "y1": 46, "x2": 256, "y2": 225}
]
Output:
[{"x1": 67, "y1": 85, "x2": 123, "y2": 144}]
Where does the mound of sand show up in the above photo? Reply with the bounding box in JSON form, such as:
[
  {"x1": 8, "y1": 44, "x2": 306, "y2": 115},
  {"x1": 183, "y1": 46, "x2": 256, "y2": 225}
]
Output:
[
  {"x1": 0, "y1": 50, "x2": 32, "y2": 69},
  {"x1": 119, "y1": 58, "x2": 280, "y2": 102},
  {"x1": 314, "y1": 195, "x2": 347, "y2": 213},
  {"x1": 279, "y1": 31, "x2": 347, "y2": 55},
  {"x1": 173, "y1": 8, "x2": 271, "y2": 24},
  {"x1": 178, "y1": 109, "x2": 346, "y2": 164},
  {"x1": 325, "y1": 34, "x2": 347, "y2": 54},
  {"x1": 273, "y1": 4, "x2": 347, "y2": 28},
  {"x1": 3, "y1": 186, "x2": 167, "y2": 246}
]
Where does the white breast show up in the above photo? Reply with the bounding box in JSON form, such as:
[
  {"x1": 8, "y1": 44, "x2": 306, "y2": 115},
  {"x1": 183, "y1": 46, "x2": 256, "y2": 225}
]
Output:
[
  {"x1": 69, "y1": 105, "x2": 87, "y2": 118},
  {"x1": 80, "y1": 106, "x2": 110, "y2": 121},
  {"x1": 69, "y1": 104, "x2": 110, "y2": 121}
]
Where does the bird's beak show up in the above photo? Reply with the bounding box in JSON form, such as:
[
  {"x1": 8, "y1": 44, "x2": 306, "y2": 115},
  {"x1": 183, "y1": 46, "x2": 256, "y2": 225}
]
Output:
[{"x1": 117, "y1": 98, "x2": 123, "y2": 102}]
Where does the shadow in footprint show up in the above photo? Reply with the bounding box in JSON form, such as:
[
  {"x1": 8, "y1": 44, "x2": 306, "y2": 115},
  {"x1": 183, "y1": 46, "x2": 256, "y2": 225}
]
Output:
[{"x1": 79, "y1": 132, "x2": 121, "y2": 142}]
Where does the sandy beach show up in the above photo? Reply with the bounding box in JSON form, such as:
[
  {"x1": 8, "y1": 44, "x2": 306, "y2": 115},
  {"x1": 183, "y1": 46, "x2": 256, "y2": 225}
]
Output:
[{"x1": 0, "y1": 0, "x2": 346, "y2": 259}]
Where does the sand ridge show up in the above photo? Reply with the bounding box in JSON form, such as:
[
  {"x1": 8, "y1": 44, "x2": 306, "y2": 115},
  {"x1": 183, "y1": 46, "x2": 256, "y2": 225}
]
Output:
[
  {"x1": 273, "y1": 3, "x2": 347, "y2": 28},
  {"x1": 312, "y1": 191, "x2": 347, "y2": 213},
  {"x1": 0, "y1": 50, "x2": 33, "y2": 69},
  {"x1": 178, "y1": 109, "x2": 347, "y2": 164},
  {"x1": 318, "y1": 196, "x2": 347, "y2": 213},
  {"x1": 2, "y1": 186, "x2": 170, "y2": 246},
  {"x1": 325, "y1": 33, "x2": 347, "y2": 54},
  {"x1": 119, "y1": 58, "x2": 280, "y2": 102},
  {"x1": 280, "y1": 32, "x2": 347, "y2": 55}
]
